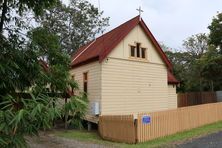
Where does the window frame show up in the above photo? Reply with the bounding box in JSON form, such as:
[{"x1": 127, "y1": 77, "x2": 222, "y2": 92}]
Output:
[
  {"x1": 83, "y1": 72, "x2": 88, "y2": 93},
  {"x1": 129, "y1": 42, "x2": 147, "y2": 60},
  {"x1": 141, "y1": 48, "x2": 147, "y2": 59},
  {"x1": 130, "y1": 45, "x2": 136, "y2": 57}
]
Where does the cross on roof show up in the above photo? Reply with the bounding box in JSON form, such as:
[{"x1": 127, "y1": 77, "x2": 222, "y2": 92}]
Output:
[{"x1": 136, "y1": 6, "x2": 144, "y2": 20}]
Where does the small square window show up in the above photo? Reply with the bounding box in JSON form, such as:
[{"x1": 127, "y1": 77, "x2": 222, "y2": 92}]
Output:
[
  {"x1": 130, "y1": 46, "x2": 135, "y2": 57},
  {"x1": 141, "y1": 48, "x2": 146, "y2": 59}
]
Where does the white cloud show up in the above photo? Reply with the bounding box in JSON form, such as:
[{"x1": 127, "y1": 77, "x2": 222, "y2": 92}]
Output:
[{"x1": 65, "y1": 0, "x2": 222, "y2": 49}]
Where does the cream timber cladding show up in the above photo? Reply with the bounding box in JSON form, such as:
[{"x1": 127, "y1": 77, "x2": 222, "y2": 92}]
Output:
[
  {"x1": 108, "y1": 25, "x2": 164, "y2": 64},
  {"x1": 69, "y1": 61, "x2": 101, "y2": 115},
  {"x1": 168, "y1": 85, "x2": 177, "y2": 109},
  {"x1": 100, "y1": 25, "x2": 171, "y2": 115},
  {"x1": 101, "y1": 59, "x2": 168, "y2": 115}
]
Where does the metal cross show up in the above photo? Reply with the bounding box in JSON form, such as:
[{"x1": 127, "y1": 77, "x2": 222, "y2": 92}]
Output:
[{"x1": 136, "y1": 6, "x2": 144, "y2": 20}]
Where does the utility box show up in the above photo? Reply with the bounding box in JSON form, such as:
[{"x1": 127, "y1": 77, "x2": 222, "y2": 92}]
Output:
[{"x1": 91, "y1": 102, "x2": 100, "y2": 115}]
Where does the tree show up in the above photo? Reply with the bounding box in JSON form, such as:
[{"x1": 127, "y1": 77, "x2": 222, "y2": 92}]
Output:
[
  {"x1": 0, "y1": 0, "x2": 57, "y2": 34},
  {"x1": 182, "y1": 33, "x2": 209, "y2": 92},
  {"x1": 165, "y1": 50, "x2": 191, "y2": 92},
  {"x1": 208, "y1": 12, "x2": 222, "y2": 53},
  {"x1": 0, "y1": 25, "x2": 88, "y2": 147},
  {"x1": 200, "y1": 12, "x2": 222, "y2": 90},
  {"x1": 38, "y1": 0, "x2": 109, "y2": 54},
  {"x1": 0, "y1": 0, "x2": 58, "y2": 95},
  {"x1": 163, "y1": 33, "x2": 211, "y2": 92},
  {"x1": 28, "y1": 27, "x2": 71, "y2": 93},
  {"x1": 200, "y1": 46, "x2": 222, "y2": 91},
  {"x1": 183, "y1": 33, "x2": 208, "y2": 59},
  {"x1": 0, "y1": 0, "x2": 90, "y2": 146}
]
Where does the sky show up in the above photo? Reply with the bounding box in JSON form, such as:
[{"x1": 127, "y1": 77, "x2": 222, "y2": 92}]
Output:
[{"x1": 64, "y1": 0, "x2": 222, "y2": 50}]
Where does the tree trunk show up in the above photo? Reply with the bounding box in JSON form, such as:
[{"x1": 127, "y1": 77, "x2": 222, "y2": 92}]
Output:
[{"x1": 0, "y1": 0, "x2": 8, "y2": 34}]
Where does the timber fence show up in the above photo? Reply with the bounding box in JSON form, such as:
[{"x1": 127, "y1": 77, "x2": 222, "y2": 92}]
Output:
[
  {"x1": 99, "y1": 115, "x2": 136, "y2": 143},
  {"x1": 99, "y1": 102, "x2": 222, "y2": 143},
  {"x1": 177, "y1": 91, "x2": 217, "y2": 107}
]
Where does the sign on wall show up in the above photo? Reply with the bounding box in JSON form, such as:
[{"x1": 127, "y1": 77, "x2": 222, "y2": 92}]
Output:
[{"x1": 142, "y1": 115, "x2": 151, "y2": 124}]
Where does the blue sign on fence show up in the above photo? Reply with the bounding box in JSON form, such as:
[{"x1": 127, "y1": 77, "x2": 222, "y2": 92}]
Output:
[{"x1": 142, "y1": 115, "x2": 151, "y2": 124}]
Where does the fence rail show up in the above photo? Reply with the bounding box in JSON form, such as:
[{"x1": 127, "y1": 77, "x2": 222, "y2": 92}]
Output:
[
  {"x1": 177, "y1": 92, "x2": 217, "y2": 107},
  {"x1": 99, "y1": 102, "x2": 222, "y2": 143}
]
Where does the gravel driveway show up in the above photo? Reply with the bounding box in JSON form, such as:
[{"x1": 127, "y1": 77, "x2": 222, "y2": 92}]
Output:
[
  {"x1": 177, "y1": 131, "x2": 222, "y2": 148},
  {"x1": 28, "y1": 131, "x2": 222, "y2": 148},
  {"x1": 27, "y1": 132, "x2": 110, "y2": 148}
]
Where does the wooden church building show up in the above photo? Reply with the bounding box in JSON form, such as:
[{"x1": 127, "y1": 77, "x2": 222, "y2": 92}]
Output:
[{"x1": 70, "y1": 16, "x2": 179, "y2": 118}]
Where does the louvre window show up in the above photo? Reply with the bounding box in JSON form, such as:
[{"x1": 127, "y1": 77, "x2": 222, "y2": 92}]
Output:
[
  {"x1": 130, "y1": 43, "x2": 147, "y2": 59},
  {"x1": 130, "y1": 46, "x2": 136, "y2": 57},
  {"x1": 141, "y1": 48, "x2": 146, "y2": 59}
]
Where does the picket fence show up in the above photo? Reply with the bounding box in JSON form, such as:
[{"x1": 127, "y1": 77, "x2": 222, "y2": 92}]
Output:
[{"x1": 99, "y1": 102, "x2": 222, "y2": 143}]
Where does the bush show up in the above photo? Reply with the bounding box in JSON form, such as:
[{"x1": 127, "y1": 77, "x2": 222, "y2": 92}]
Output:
[{"x1": 0, "y1": 93, "x2": 61, "y2": 148}]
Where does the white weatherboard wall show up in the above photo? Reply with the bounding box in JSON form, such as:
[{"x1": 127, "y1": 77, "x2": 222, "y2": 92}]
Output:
[
  {"x1": 70, "y1": 61, "x2": 101, "y2": 115},
  {"x1": 100, "y1": 25, "x2": 171, "y2": 115},
  {"x1": 168, "y1": 85, "x2": 177, "y2": 109}
]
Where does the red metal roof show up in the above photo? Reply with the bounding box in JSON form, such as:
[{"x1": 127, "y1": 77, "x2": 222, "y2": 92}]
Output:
[
  {"x1": 71, "y1": 15, "x2": 179, "y2": 84},
  {"x1": 168, "y1": 71, "x2": 180, "y2": 84}
]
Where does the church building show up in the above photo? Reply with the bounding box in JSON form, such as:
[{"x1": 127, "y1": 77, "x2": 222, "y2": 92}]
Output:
[{"x1": 70, "y1": 15, "x2": 179, "y2": 120}]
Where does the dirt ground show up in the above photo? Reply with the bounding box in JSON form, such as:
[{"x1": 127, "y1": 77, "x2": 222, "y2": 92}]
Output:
[{"x1": 27, "y1": 132, "x2": 110, "y2": 148}]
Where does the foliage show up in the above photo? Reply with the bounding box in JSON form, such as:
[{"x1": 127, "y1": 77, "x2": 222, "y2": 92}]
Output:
[
  {"x1": 208, "y1": 12, "x2": 222, "y2": 53},
  {"x1": 182, "y1": 33, "x2": 208, "y2": 59},
  {"x1": 63, "y1": 93, "x2": 88, "y2": 129},
  {"x1": 0, "y1": 25, "x2": 88, "y2": 146},
  {"x1": 0, "y1": 93, "x2": 61, "y2": 148},
  {"x1": 0, "y1": 35, "x2": 41, "y2": 97},
  {"x1": 200, "y1": 47, "x2": 222, "y2": 90},
  {"x1": 164, "y1": 33, "x2": 209, "y2": 92},
  {"x1": 28, "y1": 27, "x2": 71, "y2": 93},
  {"x1": 165, "y1": 31, "x2": 222, "y2": 92},
  {"x1": 38, "y1": 0, "x2": 110, "y2": 54},
  {"x1": 0, "y1": 0, "x2": 99, "y2": 146},
  {"x1": 0, "y1": 0, "x2": 57, "y2": 34}
]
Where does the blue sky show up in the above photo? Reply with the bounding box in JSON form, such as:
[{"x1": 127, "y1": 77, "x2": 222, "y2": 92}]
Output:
[{"x1": 64, "y1": 0, "x2": 222, "y2": 50}]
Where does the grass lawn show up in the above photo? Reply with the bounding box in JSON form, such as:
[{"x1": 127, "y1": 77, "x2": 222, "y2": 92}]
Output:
[{"x1": 55, "y1": 121, "x2": 222, "y2": 148}]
